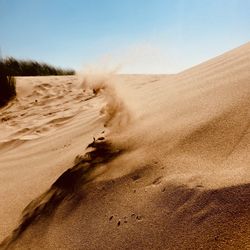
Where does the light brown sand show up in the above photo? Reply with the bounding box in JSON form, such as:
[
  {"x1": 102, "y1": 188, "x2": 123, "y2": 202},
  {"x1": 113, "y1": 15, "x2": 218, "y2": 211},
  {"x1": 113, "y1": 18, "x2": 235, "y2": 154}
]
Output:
[{"x1": 0, "y1": 42, "x2": 250, "y2": 249}]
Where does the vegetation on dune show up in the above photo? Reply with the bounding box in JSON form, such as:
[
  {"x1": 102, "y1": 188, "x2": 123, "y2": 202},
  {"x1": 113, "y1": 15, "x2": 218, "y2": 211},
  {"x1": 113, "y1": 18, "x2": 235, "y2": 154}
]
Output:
[
  {"x1": 1, "y1": 57, "x2": 75, "y2": 76},
  {"x1": 0, "y1": 57, "x2": 75, "y2": 107},
  {"x1": 0, "y1": 60, "x2": 16, "y2": 107}
]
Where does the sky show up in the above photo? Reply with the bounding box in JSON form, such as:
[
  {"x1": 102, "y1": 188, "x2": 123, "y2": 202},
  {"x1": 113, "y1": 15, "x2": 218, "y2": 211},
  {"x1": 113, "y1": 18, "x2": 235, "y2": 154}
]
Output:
[{"x1": 0, "y1": 0, "x2": 250, "y2": 73}]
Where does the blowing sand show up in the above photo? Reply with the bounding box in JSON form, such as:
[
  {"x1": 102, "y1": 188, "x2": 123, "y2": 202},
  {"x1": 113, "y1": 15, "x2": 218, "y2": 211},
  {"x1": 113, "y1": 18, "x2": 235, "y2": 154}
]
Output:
[{"x1": 0, "y1": 42, "x2": 250, "y2": 249}]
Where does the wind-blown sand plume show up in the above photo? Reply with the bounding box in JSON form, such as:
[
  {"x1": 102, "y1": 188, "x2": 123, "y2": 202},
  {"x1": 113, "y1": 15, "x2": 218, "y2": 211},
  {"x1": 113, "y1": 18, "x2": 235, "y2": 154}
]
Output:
[
  {"x1": 1, "y1": 42, "x2": 250, "y2": 249},
  {"x1": 81, "y1": 70, "x2": 132, "y2": 130}
]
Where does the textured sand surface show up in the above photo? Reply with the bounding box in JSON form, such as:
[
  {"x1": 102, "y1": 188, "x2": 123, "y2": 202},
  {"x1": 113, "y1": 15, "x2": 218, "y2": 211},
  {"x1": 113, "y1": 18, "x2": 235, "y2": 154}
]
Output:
[{"x1": 0, "y1": 42, "x2": 250, "y2": 249}]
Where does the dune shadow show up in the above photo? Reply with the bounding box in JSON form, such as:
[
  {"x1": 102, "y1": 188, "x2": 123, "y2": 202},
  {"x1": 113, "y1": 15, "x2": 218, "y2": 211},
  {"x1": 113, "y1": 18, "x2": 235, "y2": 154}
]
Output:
[
  {"x1": 0, "y1": 137, "x2": 123, "y2": 249},
  {"x1": 152, "y1": 182, "x2": 250, "y2": 248}
]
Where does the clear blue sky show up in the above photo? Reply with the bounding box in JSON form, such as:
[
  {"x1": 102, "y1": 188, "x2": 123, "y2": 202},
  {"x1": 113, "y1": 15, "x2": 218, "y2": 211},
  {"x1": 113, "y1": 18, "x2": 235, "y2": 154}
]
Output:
[{"x1": 0, "y1": 0, "x2": 250, "y2": 73}]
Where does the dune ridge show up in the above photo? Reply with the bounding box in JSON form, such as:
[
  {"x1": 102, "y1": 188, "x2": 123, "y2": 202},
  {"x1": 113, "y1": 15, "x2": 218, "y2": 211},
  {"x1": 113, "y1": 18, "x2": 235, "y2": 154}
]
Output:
[{"x1": 0, "y1": 42, "x2": 250, "y2": 249}]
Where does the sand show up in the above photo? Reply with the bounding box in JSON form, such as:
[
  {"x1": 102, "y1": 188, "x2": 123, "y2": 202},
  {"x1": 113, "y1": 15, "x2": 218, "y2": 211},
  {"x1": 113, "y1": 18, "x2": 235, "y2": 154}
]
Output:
[{"x1": 0, "y1": 42, "x2": 250, "y2": 249}]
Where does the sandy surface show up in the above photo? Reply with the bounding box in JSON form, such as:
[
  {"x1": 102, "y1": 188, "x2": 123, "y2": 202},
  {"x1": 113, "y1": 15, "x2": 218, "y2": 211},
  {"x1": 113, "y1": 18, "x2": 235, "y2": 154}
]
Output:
[{"x1": 0, "y1": 42, "x2": 250, "y2": 249}]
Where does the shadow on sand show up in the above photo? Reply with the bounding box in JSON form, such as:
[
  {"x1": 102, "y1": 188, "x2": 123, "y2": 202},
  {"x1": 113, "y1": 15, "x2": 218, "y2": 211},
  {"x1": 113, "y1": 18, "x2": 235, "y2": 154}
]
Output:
[{"x1": 0, "y1": 137, "x2": 122, "y2": 249}]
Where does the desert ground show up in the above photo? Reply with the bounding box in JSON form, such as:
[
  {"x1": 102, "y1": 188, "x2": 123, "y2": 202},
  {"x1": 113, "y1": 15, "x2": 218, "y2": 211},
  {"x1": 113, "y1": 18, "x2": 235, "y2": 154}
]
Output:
[{"x1": 0, "y1": 42, "x2": 250, "y2": 249}]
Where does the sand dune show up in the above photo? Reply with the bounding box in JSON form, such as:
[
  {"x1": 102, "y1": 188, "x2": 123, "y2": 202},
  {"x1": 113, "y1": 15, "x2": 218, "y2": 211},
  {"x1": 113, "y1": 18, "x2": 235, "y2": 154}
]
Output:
[{"x1": 0, "y1": 42, "x2": 250, "y2": 249}]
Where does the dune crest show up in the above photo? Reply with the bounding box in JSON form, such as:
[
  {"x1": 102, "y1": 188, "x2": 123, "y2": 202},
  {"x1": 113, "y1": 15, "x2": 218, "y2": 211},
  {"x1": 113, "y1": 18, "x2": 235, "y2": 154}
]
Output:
[{"x1": 0, "y1": 42, "x2": 250, "y2": 249}]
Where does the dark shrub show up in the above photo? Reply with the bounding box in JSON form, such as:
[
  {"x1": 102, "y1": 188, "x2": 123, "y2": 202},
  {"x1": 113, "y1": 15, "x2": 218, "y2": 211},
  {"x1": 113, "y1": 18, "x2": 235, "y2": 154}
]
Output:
[
  {"x1": 2, "y1": 57, "x2": 75, "y2": 76},
  {"x1": 0, "y1": 57, "x2": 75, "y2": 107},
  {"x1": 0, "y1": 61, "x2": 16, "y2": 107}
]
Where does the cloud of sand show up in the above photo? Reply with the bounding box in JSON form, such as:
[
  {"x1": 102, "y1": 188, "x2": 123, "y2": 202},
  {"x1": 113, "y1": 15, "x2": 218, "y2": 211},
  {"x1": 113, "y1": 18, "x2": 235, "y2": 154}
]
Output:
[
  {"x1": 78, "y1": 42, "x2": 174, "y2": 74},
  {"x1": 80, "y1": 67, "x2": 132, "y2": 131},
  {"x1": 78, "y1": 42, "x2": 169, "y2": 131}
]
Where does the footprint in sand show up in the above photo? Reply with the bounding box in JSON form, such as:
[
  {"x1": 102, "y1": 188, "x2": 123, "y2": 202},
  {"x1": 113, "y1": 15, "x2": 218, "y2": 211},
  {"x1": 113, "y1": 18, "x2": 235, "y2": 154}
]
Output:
[
  {"x1": 131, "y1": 213, "x2": 143, "y2": 222},
  {"x1": 109, "y1": 214, "x2": 143, "y2": 227},
  {"x1": 0, "y1": 76, "x2": 97, "y2": 145}
]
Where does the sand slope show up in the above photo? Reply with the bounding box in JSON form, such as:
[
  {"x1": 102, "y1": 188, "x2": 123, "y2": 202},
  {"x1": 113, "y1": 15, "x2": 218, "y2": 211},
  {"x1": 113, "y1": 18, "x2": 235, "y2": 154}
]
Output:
[
  {"x1": 0, "y1": 76, "x2": 104, "y2": 242},
  {"x1": 0, "y1": 42, "x2": 250, "y2": 249}
]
